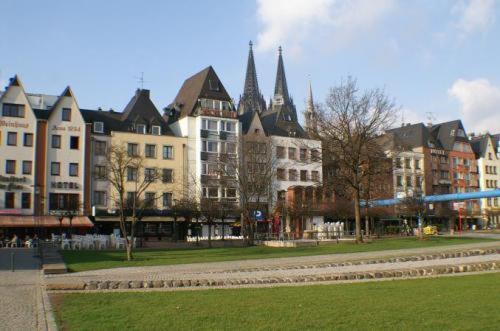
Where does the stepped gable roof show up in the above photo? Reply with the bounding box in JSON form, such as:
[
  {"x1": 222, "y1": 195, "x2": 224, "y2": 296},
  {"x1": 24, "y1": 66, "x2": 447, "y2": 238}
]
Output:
[
  {"x1": 430, "y1": 120, "x2": 468, "y2": 151},
  {"x1": 386, "y1": 122, "x2": 439, "y2": 149},
  {"x1": 171, "y1": 66, "x2": 232, "y2": 118}
]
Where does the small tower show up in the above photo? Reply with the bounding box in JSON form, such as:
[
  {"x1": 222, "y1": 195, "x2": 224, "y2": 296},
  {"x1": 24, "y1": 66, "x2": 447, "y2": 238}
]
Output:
[
  {"x1": 304, "y1": 80, "x2": 317, "y2": 133},
  {"x1": 238, "y1": 41, "x2": 266, "y2": 115}
]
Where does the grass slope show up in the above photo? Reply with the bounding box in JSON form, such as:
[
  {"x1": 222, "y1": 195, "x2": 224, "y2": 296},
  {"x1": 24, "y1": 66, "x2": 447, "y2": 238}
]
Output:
[
  {"x1": 53, "y1": 273, "x2": 500, "y2": 331},
  {"x1": 61, "y1": 237, "x2": 494, "y2": 272}
]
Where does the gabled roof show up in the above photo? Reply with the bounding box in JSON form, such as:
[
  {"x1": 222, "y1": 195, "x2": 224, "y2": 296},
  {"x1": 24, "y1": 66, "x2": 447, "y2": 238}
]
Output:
[
  {"x1": 386, "y1": 122, "x2": 440, "y2": 149},
  {"x1": 260, "y1": 109, "x2": 307, "y2": 138},
  {"x1": 430, "y1": 120, "x2": 469, "y2": 151},
  {"x1": 470, "y1": 134, "x2": 496, "y2": 159},
  {"x1": 171, "y1": 66, "x2": 232, "y2": 118},
  {"x1": 80, "y1": 109, "x2": 124, "y2": 135}
]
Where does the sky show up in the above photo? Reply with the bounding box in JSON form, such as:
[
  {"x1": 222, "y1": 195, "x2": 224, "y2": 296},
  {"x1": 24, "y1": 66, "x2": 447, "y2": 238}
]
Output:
[{"x1": 1, "y1": 0, "x2": 499, "y2": 133}]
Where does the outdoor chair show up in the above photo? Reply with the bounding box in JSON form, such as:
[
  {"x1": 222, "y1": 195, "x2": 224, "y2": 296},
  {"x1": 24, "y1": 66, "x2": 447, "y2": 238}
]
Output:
[{"x1": 61, "y1": 240, "x2": 71, "y2": 250}]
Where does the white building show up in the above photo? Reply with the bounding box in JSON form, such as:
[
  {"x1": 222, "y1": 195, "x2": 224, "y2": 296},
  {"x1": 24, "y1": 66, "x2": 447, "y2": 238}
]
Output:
[{"x1": 471, "y1": 134, "x2": 500, "y2": 227}]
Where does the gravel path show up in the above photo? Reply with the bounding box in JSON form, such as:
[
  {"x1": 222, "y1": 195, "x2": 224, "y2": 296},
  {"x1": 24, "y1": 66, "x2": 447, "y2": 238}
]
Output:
[
  {"x1": 47, "y1": 241, "x2": 500, "y2": 284},
  {"x1": 0, "y1": 248, "x2": 45, "y2": 331}
]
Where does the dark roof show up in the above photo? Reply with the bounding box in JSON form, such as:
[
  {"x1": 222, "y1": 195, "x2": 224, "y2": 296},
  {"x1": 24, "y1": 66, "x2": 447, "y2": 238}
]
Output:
[
  {"x1": 238, "y1": 41, "x2": 266, "y2": 115},
  {"x1": 274, "y1": 46, "x2": 289, "y2": 102},
  {"x1": 470, "y1": 134, "x2": 495, "y2": 159},
  {"x1": 81, "y1": 89, "x2": 175, "y2": 136},
  {"x1": 430, "y1": 120, "x2": 468, "y2": 151},
  {"x1": 171, "y1": 66, "x2": 232, "y2": 118},
  {"x1": 386, "y1": 122, "x2": 440, "y2": 149},
  {"x1": 33, "y1": 109, "x2": 50, "y2": 120},
  {"x1": 239, "y1": 111, "x2": 255, "y2": 135},
  {"x1": 260, "y1": 109, "x2": 307, "y2": 138}
]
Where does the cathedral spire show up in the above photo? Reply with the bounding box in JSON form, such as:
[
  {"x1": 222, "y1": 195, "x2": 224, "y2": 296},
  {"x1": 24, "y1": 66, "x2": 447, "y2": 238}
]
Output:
[
  {"x1": 305, "y1": 79, "x2": 317, "y2": 133},
  {"x1": 274, "y1": 46, "x2": 290, "y2": 103},
  {"x1": 238, "y1": 41, "x2": 266, "y2": 115}
]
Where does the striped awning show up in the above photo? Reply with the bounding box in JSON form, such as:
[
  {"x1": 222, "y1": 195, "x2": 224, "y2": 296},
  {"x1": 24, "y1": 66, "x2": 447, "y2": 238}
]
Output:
[{"x1": 0, "y1": 216, "x2": 94, "y2": 228}]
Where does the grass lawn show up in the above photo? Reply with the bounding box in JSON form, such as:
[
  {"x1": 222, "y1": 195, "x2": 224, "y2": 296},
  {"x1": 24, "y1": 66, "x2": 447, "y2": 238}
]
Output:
[
  {"x1": 52, "y1": 273, "x2": 500, "y2": 331},
  {"x1": 61, "y1": 236, "x2": 495, "y2": 272}
]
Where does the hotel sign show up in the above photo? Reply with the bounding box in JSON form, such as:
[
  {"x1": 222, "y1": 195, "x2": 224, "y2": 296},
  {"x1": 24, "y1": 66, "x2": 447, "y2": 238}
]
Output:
[{"x1": 51, "y1": 181, "x2": 80, "y2": 189}]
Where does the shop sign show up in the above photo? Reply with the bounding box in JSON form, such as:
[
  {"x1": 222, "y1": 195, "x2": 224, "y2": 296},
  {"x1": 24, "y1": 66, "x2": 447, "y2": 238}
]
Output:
[{"x1": 0, "y1": 120, "x2": 29, "y2": 128}]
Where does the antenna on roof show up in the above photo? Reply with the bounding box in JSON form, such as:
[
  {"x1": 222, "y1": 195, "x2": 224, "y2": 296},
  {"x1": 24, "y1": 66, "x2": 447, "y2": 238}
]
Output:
[
  {"x1": 425, "y1": 112, "x2": 436, "y2": 127},
  {"x1": 134, "y1": 72, "x2": 147, "y2": 89}
]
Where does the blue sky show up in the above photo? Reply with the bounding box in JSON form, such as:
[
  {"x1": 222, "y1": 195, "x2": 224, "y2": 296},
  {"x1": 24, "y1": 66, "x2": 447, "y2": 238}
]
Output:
[{"x1": 1, "y1": 0, "x2": 499, "y2": 133}]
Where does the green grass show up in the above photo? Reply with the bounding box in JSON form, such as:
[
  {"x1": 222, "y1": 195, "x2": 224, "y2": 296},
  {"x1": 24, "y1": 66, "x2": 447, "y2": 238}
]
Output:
[
  {"x1": 61, "y1": 236, "x2": 495, "y2": 272},
  {"x1": 52, "y1": 273, "x2": 500, "y2": 331}
]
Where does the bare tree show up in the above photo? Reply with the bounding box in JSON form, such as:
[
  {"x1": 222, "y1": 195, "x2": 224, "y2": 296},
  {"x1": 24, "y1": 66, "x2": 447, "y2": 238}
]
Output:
[
  {"x1": 171, "y1": 196, "x2": 200, "y2": 242},
  {"x1": 218, "y1": 133, "x2": 277, "y2": 245},
  {"x1": 313, "y1": 77, "x2": 397, "y2": 243},
  {"x1": 104, "y1": 144, "x2": 161, "y2": 261}
]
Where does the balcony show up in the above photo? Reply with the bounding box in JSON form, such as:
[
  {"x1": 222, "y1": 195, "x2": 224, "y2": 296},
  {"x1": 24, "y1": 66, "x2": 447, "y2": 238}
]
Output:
[
  {"x1": 199, "y1": 108, "x2": 237, "y2": 119},
  {"x1": 219, "y1": 131, "x2": 227, "y2": 140},
  {"x1": 200, "y1": 130, "x2": 209, "y2": 138},
  {"x1": 201, "y1": 152, "x2": 208, "y2": 161}
]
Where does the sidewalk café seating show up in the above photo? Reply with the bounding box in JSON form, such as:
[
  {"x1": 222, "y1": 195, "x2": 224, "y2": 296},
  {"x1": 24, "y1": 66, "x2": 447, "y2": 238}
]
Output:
[{"x1": 61, "y1": 239, "x2": 71, "y2": 250}]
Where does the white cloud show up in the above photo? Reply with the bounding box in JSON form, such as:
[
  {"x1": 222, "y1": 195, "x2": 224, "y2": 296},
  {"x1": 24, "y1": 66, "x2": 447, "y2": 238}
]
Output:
[
  {"x1": 452, "y1": 0, "x2": 496, "y2": 36},
  {"x1": 255, "y1": 0, "x2": 396, "y2": 54},
  {"x1": 448, "y1": 78, "x2": 500, "y2": 134}
]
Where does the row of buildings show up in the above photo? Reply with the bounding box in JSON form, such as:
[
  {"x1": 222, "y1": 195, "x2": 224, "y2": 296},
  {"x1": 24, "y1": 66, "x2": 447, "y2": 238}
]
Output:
[
  {"x1": 1, "y1": 42, "x2": 499, "y2": 239},
  {"x1": 0, "y1": 43, "x2": 323, "y2": 239}
]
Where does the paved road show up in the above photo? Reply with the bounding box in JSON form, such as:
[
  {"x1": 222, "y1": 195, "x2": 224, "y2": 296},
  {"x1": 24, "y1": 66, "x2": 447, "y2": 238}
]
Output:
[
  {"x1": 0, "y1": 248, "x2": 45, "y2": 331},
  {"x1": 47, "y1": 241, "x2": 500, "y2": 284}
]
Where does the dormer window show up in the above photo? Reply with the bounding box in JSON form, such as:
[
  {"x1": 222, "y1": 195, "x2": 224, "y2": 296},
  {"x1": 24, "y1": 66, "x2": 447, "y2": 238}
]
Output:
[
  {"x1": 151, "y1": 125, "x2": 161, "y2": 135},
  {"x1": 62, "y1": 108, "x2": 71, "y2": 121},
  {"x1": 456, "y1": 129, "x2": 465, "y2": 137},
  {"x1": 94, "y1": 121, "x2": 104, "y2": 133},
  {"x1": 208, "y1": 79, "x2": 219, "y2": 91},
  {"x1": 136, "y1": 124, "x2": 146, "y2": 134},
  {"x1": 450, "y1": 129, "x2": 455, "y2": 136}
]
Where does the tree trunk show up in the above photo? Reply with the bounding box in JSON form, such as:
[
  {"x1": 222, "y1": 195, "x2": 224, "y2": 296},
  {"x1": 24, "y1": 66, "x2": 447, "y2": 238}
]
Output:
[
  {"x1": 364, "y1": 214, "x2": 370, "y2": 238},
  {"x1": 353, "y1": 190, "x2": 363, "y2": 243},
  {"x1": 126, "y1": 242, "x2": 133, "y2": 261},
  {"x1": 173, "y1": 217, "x2": 177, "y2": 242},
  {"x1": 208, "y1": 222, "x2": 212, "y2": 248}
]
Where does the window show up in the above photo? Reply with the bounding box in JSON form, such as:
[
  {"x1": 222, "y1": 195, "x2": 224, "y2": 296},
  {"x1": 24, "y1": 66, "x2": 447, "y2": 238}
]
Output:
[
  {"x1": 94, "y1": 121, "x2": 104, "y2": 133},
  {"x1": 21, "y1": 193, "x2": 31, "y2": 209},
  {"x1": 162, "y1": 146, "x2": 173, "y2": 159},
  {"x1": 222, "y1": 121, "x2": 236, "y2": 132},
  {"x1": 2, "y1": 103, "x2": 25, "y2": 117},
  {"x1": 202, "y1": 119, "x2": 218, "y2": 131},
  {"x1": 202, "y1": 163, "x2": 219, "y2": 176},
  {"x1": 276, "y1": 146, "x2": 286, "y2": 159},
  {"x1": 300, "y1": 170, "x2": 308, "y2": 181},
  {"x1": 415, "y1": 159, "x2": 421, "y2": 170},
  {"x1": 312, "y1": 171, "x2": 319, "y2": 182},
  {"x1": 162, "y1": 169, "x2": 173, "y2": 183},
  {"x1": 207, "y1": 187, "x2": 219, "y2": 198},
  {"x1": 126, "y1": 192, "x2": 136, "y2": 206},
  {"x1": 440, "y1": 171, "x2": 449, "y2": 179},
  {"x1": 202, "y1": 140, "x2": 218, "y2": 152},
  {"x1": 94, "y1": 191, "x2": 106, "y2": 206},
  {"x1": 127, "y1": 143, "x2": 139, "y2": 156},
  {"x1": 69, "y1": 163, "x2": 78, "y2": 177},
  {"x1": 416, "y1": 176, "x2": 422, "y2": 188},
  {"x1": 23, "y1": 133, "x2": 33, "y2": 147},
  {"x1": 494, "y1": 198, "x2": 499, "y2": 207},
  {"x1": 222, "y1": 142, "x2": 236, "y2": 154},
  {"x1": 70, "y1": 136, "x2": 79, "y2": 149},
  {"x1": 406, "y1": 176, "x2": 412, "y2": 187},
  {"x1": 144, "y1": 168, "x2": 156, "y2": 182},
  {"x1": 94, "y1": 140, "x2": 106, "y2": 155},
  {"x1": 151, "y1": 125, "x2": 161, "y2": 135},
  {"x1": 488, "y1": 152, "x2": 493, "y2": 160},
  {"x1": 4, "y1": 192, "x2": 15, "y2": 208},
  {"x1": 405, "y1": 158, "x2": 411, "y2": 169},
  {"x1": 162, "y1": 192, "x2": 173, "y2": 208},
  {"x1": 6, "y1": 160, "x2": 16, "y2": 174},
  {"x1": 288, "y1": 169, "x2": 298, "y2": 181},
  {"x1": 464, "y1": 158, "x2": 470, "y2": 166},
  {"x1": 395, "y1": 158, "x2": 402, "y2": 168},
  {"x1": 224, "y1": 188, "x2": 237, "y2": 198},
  {"x1": 51, "y1": 162, "x2": 60, "y2": 176},
  {"x1": 288, "y1": 147, "x2": 296, "y2": 160},
  {"x1": 221, "y1": 101, "x2": 231, "y2": 111},
  {"x1": 396, "y1": 175, "x2": 403, "y2": 187},
  {"x1": 277, "y1": 168, "x2": 286, "y2": 180},
  {"x1": 51, "y1": 135, "x2": 61, "y2": 148},
  {"x1": 145, "y1": 192, "x2": 156, "y2": 208},
  {"x1": 145, "y1": 144, "x2": 156, "y2": 158},
  {"x1": 62, "y1": 108, "x2": 71, "y2": 121},
  {"x1": 7, "y1": 132, "x2": 17, "y2": 146},
  {"x1": 136, "y1": 124, "x2": 146, "y2": 134},
  {"x1": 208, "y1": 79, "x2": 219, "y2": 91},
  {"x1": 94, "y1": 165, "x2": 106, "y2": 180},
  {"x1": 311, "y1": 149, "x2": 320, "y2": 162},
  {"x1": 22, "y1": 161, "x2": 32, "y2": 175},
  {"x1": 127, "y1": 167, "x2": 137, "y2": 181},
  {"x1": 300, "y1": 149, "x2": 307, "y2": 161}
]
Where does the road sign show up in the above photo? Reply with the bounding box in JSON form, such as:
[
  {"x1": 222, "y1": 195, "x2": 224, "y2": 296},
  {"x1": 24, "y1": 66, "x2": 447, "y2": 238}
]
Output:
[{"x1": 254, "y1": 210, "x2": 264, "y2": 221}]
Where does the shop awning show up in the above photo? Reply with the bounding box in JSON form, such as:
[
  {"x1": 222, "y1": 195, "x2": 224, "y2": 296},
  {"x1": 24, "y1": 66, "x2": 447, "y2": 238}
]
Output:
[
  {"x1": 0, "y1": 216, "x2": 94, "y2": 228},
  {"x1": 94, "y1": 216, "x2": 185, "y2": 222}
]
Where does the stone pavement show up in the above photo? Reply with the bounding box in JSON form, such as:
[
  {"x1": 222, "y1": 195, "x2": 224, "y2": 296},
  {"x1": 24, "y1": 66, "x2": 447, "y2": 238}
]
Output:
[
  {"x1": 46, "y1": 241, "x2": 500, "y2": 291},
  {"x1": 0, "y1": 248, "x2": 49, "y2": 330}
]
